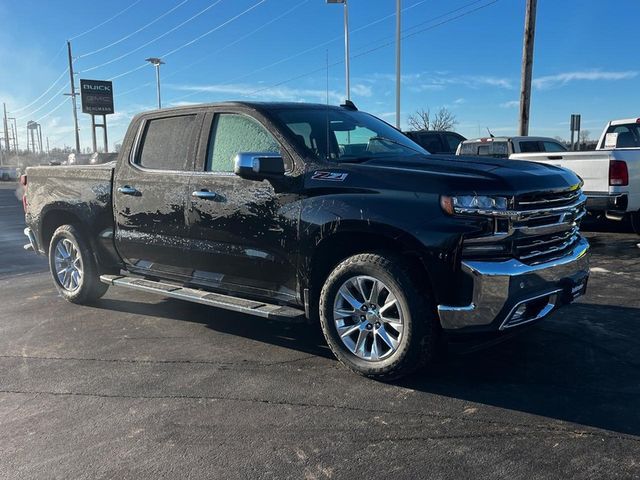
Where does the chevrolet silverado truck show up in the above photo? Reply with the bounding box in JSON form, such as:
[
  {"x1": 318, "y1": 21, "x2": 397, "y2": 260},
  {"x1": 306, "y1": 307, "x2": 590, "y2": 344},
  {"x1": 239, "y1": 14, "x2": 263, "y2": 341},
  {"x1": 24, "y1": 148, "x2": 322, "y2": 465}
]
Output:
[
  {"x1": 510, "y1": 118, "x2": 640, "y2": 233},
  {"x1": 21, "y1": 102, "x2": 590, "y2": 380}
]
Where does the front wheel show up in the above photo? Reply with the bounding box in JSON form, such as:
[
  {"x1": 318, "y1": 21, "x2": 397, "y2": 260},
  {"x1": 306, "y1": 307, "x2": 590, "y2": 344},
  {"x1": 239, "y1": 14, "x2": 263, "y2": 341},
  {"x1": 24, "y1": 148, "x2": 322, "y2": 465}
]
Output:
[
  {"x1": 318, "y1": 252, "x2": 438, "y2": 380},
  {"x1": 48, "y1": 225, "x2": 109, "y2": 304}
]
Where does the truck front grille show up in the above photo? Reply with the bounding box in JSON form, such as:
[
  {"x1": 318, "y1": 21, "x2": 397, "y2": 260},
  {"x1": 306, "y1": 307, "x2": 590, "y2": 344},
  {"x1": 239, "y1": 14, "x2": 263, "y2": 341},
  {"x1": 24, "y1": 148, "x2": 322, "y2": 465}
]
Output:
[{"x1": 463, "y1": 188, "x2": 587, "y2": 264}]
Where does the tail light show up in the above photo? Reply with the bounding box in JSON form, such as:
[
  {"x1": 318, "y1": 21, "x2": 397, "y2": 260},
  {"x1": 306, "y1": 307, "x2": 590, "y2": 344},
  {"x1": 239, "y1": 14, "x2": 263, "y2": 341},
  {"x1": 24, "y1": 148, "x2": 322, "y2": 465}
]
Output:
[
  {"x1": 20, "y1": 174, "x2": 27, "y2": 212},
  {"x1": 609, "y1": 160, "x2": 628, "y2": 186}
]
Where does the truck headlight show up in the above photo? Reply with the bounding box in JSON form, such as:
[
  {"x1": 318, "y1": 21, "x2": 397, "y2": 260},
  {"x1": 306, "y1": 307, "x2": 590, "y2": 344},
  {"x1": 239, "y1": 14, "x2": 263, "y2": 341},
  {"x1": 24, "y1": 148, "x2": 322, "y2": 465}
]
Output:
[{"x1": 440, "y1": 195, "x2": 509, "y2": 215}]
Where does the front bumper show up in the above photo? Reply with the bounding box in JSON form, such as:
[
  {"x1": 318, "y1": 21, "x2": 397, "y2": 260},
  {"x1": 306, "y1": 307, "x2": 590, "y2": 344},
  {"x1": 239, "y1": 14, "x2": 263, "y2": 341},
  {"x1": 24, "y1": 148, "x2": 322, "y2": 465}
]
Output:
[{"x1": 438, "y1": 236, "x2": 589, "y2": 332}]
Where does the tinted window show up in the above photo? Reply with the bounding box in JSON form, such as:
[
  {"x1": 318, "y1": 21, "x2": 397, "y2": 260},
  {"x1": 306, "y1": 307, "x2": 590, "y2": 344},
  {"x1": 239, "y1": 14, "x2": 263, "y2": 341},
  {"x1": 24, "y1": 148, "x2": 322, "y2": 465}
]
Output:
[
  {"x1": 519, "y1": 141, "x2": 541, "y2": 153},
  {"x1": 542, "y1": 141, "x2": 567, "y2": 152},
  {"x1": 444, "y1": 133, "x2": 464, "y2": 153},
  {"x1": 207, "y1": 114, "x2": 280, "y2": 172},
  {"x1": 417, "y1": 133, "x2": 443, "y2": 153},
  {"x1": 137, "y1": 115, "x2": 196, "y2": 170}
]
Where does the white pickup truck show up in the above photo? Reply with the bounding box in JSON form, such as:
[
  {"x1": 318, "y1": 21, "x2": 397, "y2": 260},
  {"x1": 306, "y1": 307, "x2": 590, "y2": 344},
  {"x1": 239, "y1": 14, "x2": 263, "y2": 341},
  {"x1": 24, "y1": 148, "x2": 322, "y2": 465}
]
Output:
[{"x1": 510, "y1": 118, "x2": 640, "y2": 233}]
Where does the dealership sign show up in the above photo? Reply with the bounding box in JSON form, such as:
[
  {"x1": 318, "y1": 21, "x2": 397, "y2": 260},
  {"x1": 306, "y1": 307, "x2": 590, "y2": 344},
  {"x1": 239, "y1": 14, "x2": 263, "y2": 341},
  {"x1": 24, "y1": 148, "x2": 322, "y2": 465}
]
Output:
[{"x1": 80, "y1": 79, "x2": 114, "y2": 115}]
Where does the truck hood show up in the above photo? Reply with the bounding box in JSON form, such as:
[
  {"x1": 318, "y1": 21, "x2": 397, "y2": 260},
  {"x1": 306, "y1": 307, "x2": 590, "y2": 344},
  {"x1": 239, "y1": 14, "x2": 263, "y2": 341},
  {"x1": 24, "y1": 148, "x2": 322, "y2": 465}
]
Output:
[{"x1": 352, "y1": 154, "x2": 582, "y2": 196}]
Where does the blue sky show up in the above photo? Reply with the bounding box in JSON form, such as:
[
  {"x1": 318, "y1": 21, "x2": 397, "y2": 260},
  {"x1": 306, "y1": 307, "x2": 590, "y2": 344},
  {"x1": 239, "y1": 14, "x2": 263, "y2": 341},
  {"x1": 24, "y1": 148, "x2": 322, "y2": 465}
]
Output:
[{"x1": 0, "y1": 0, "x2": 638, "y2": 151}]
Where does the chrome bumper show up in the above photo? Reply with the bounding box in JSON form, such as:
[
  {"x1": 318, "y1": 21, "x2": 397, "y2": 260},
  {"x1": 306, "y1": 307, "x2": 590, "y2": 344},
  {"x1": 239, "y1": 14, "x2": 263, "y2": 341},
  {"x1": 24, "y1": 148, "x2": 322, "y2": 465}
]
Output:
[
  {"x1": 438, "y1": 236, "x2": 590, "y2": 332},
  {"x1": 23, "y1": 227, "x2": 39, "y2": 252}
]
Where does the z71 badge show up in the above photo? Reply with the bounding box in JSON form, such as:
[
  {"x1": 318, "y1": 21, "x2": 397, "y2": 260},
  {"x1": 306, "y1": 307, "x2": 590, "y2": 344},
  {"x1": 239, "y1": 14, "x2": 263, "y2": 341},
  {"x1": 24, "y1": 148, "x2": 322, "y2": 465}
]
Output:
[{"x1": 311, "y1": 171, "x2": 348, "y2": 182}]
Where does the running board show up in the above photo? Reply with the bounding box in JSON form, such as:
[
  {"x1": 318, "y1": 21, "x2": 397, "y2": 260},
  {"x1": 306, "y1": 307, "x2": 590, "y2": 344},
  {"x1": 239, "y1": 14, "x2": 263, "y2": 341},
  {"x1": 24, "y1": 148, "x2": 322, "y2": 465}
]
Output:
[{"x1": 100, "y1": 275, "x2": 306, "y2": 322}]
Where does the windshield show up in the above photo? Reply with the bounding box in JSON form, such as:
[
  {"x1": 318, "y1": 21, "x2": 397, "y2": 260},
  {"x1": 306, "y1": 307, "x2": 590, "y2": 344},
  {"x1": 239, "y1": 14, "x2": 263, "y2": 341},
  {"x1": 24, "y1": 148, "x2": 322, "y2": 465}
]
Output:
[{"x1": 271, "y1": 108, "x2": 429, "y2": 162}]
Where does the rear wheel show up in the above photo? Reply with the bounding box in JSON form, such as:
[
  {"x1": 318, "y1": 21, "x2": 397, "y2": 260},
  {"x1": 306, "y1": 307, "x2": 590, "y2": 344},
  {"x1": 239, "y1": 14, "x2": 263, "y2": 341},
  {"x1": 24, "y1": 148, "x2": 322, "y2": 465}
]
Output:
[
  {"x1": 318, "y1": 252, "x2": 438, "y2": 380},
  {"x1": 48, "y1": 225, "x2": 108, "y2": 304}
]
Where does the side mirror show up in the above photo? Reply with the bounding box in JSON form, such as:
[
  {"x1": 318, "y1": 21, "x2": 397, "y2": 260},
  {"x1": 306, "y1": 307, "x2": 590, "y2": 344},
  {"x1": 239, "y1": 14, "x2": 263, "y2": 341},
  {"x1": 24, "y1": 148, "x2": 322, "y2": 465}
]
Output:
[{"x1": 234, "y1": 152, "x2": 285, "y2": 180}]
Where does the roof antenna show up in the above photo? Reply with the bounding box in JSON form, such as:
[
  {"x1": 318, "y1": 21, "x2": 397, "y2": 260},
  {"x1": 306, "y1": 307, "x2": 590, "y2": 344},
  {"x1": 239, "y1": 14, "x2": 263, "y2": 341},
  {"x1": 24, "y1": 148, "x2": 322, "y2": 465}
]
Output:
[
  {"x1": 486, "y1": 127, "x2": 495, "y2": 138},
  {"x1": 341, "y1": 99, "x2": 357, "y2": 110}
]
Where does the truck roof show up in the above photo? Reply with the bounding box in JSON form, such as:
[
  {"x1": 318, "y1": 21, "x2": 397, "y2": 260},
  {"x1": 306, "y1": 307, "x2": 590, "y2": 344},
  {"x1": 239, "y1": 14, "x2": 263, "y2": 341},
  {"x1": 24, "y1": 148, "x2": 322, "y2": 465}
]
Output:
[
  {"x1": 139, "y1": 101, "x2": 353, "y2": 115},
  {"x1": 462, "y1": 136, "x2": 560, "y2": 143},
  {"x1": 608, "y1": 117, "x2": 640, "y2": 126}
]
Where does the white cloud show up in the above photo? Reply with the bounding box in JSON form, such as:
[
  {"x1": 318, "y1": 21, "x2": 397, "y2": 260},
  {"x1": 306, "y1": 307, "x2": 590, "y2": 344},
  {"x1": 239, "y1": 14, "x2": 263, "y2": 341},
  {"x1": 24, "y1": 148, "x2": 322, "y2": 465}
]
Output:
[
  {"x1": 453, "y1": 98, "x2": 466, "y2": 104},
  {"x1": 170, "y1": 83, "x2": 343, "y2": 104},
  {"x1": 351, "y1": 83, "x2": 373, "y2": 97},
  {"x1": 500, "y1": 100, "x2": 519, "y2": 108},
  {"x1": 533, "y1": 70, "x2": 638, "y2": 89}
]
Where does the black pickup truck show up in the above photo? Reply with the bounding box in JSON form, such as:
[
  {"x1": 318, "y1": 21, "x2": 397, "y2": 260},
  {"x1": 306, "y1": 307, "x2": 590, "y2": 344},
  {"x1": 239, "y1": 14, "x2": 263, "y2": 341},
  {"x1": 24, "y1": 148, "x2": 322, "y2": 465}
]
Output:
[{"x1": 22, "y1": 102, "x2": 590, "y2": 380}]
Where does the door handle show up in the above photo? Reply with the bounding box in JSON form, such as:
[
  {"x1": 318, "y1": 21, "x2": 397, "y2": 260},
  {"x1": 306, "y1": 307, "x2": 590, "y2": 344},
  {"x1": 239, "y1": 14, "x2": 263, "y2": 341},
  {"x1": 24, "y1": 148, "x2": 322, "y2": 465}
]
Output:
[
  {"x1": 118, "y1": 185, "x2": 140, "y2": 196},
  {"x1": 192, "y1": 190, "x2": 218, "y2": 200}
]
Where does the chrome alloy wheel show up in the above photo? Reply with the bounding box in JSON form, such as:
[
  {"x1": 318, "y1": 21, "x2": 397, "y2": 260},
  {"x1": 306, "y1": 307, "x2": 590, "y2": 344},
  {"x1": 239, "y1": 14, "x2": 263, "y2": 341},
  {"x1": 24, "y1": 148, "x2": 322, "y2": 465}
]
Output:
[
  {"x1": 53, "y1": 238, "x2": 84, "y2": 292},
  {"x1": 333, "y1": 275, "x2": 404, "y2": 361}
]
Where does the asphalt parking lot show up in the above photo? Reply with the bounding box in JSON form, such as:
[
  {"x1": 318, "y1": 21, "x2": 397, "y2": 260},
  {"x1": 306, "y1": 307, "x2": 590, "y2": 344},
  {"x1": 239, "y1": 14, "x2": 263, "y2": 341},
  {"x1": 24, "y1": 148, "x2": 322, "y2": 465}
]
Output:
[{"x1": 0, "y1": 181, "x2": 639, "y2": 479}]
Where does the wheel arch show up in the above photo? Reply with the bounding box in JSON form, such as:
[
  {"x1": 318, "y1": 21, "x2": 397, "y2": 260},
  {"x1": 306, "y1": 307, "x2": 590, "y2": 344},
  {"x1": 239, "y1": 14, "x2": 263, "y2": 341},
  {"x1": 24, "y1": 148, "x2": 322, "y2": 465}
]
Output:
[{"x1": 304, "y1": 225, "x2": 437, "y2": 315}]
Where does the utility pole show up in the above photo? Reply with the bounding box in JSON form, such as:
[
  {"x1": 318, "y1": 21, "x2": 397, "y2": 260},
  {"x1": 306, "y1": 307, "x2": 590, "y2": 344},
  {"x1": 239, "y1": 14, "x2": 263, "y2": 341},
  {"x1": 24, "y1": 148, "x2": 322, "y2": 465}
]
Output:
[
  {"x1": 518, "y1": 0, "x2": 537, "y2": 136},
  {"x1": 2, "y1": 103, "x2": 10, "y2": 154},
  {"x1": 395, "y1": 0, "x2": 401, "y2": 129},
  {"x1": 66, "y1": 41, "x2": 81, "y2": 153},
  {"x1": 9, "y1": 117, "x2": 18, "y2": 151}
]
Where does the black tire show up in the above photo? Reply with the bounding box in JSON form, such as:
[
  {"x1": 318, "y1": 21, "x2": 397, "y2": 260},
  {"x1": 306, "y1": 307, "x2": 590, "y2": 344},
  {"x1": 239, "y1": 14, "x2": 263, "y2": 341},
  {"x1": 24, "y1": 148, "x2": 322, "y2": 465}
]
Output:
[
  {"x1": 631, "y1": 211, "x2": 640, "y2": 235},
  {"x1": 318, "y1": 252, "x2": 438, "y2": 381},
  {"x1": 48, "y1": 224, "x2": 109, "y2": 304}
]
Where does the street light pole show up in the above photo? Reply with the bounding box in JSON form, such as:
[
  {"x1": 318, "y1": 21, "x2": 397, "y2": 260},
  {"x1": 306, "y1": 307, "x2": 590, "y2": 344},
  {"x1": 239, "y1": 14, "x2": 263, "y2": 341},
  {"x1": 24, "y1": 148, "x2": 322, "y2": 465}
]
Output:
[
  {"x1": 326, "y1": 0, "x2": 350, "y2": 102},
  {"x1": 145, "y1": 57, "x2": 165, "y2": 109},
  {"x1": 395, "y1": 0, "x2": 401, "y2": 129}
]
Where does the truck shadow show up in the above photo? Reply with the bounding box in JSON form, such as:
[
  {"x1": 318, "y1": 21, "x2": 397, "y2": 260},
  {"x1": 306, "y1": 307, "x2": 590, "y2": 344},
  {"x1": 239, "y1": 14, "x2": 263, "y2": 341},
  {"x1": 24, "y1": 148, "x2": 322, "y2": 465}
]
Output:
[
  {"x1": 92, "y1": 297, "x2": 640, "y2": 436},
  {"x1": 405, "y1": 302, "x2": 640, "y2": 437}
]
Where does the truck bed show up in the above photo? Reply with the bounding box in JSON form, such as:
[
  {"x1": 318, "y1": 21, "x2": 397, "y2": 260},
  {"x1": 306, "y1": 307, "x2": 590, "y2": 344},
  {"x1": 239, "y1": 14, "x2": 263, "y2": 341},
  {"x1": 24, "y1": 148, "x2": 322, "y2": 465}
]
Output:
[{"x1": 25, "y1": 163, "x2": 116, "y2": 259}]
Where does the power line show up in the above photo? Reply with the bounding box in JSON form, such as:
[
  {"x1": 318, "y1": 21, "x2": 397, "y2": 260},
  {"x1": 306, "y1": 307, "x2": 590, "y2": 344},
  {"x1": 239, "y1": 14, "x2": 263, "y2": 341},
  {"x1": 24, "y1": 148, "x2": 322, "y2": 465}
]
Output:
[
  {"x1": 245, "y1": 0, "x2": 501, "y2": 97},
  {"x1": 15, "y1": 82, "x2": 70, "y2": 121},
  {"x1": 80, "y1": 0, "x2": 226, "y2": 74},
  {"x1": 11, "y1": 67, "x2": 68, "y2": 113},
  {"x1": 162, "y1": 0, "x2": 266, "y2": 58},
  {"x1": 69, "y1": 0, "x2": 145, "y2": 41},
  {"x1": 109, "y1": 0, "x2": 266, "y2": 82},
  {"x1": 116, "y1": 0, "x2": 311, "y2": 97},
  {"x1": 174, "y1": 0, "x2": 500, "y2": 103},
  {"x1": 77, "y1": 0, "x2": 191, "y2": 59},
  {"x1": 167, "y1": 0, "x2": 434, "y2": 104}
]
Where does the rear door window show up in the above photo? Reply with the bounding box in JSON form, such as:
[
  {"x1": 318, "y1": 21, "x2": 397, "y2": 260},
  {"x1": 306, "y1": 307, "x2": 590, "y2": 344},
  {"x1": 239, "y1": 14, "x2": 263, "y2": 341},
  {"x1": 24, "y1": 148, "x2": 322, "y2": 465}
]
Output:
[
  {"x1": 137, "y1": 115, "x2": 197, "y2": 170},
  {"x1": 519, "y1": 141, "x2": 542, "y2": 153},
  {"x1": 542, "y1": 141, "x2": 567, "y2": 152}
]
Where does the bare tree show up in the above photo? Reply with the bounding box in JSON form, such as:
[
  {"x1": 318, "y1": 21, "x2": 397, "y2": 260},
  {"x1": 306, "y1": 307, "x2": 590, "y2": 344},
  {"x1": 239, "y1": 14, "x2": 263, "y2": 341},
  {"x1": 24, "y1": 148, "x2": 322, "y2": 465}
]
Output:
[
  {"x1": 407, "y1": 108, "x2": 431, "y2": 131},
  {"x1": 579, "y1": 130, "x2": 591, "y2": 144},
  {"x1": 407, "y1": 107, "x2": 457, "y2": 131}
]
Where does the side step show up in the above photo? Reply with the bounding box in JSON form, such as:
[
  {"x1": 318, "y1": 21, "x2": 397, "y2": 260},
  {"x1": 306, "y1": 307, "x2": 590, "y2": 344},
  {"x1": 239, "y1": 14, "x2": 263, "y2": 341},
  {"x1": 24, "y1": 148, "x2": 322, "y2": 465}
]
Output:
[{"x1": 100, "y1": 275, "x2": 306, "y2": 323}]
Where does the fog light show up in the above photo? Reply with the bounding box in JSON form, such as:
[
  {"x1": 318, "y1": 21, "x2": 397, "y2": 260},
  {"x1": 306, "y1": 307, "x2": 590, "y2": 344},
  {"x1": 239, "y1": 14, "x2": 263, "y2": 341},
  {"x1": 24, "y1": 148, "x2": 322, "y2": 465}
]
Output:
[{"x1": 511, "y1": 304, "x2": 527, "y2": 321}]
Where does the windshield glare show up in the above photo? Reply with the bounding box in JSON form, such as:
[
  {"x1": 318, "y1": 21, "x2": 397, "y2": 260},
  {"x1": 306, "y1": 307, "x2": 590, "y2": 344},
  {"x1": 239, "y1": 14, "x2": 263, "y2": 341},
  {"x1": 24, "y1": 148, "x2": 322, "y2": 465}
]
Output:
[{"x1": 272, "y1": 108, "x2": 429, "y2": 162}]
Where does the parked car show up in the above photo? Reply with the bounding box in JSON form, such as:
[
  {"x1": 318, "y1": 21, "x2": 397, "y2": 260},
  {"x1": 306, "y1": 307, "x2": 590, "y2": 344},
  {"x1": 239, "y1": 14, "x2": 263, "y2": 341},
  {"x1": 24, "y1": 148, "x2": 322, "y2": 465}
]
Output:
[
  {"x1": 0, "y1": 166, "x2": 19, "y2": 181},
  {"x1": 22, "y1": 102, "x2": 590, "y2": 380},
  {"x1": 404, "y1": 130, "x2": 466, "y2": 154},
  {"x1": 457, "y1": 136, "x2": 567, "y2": 157},
  {"x1": 509, "y1": 118, "x2": 640, "y2": 232}
]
